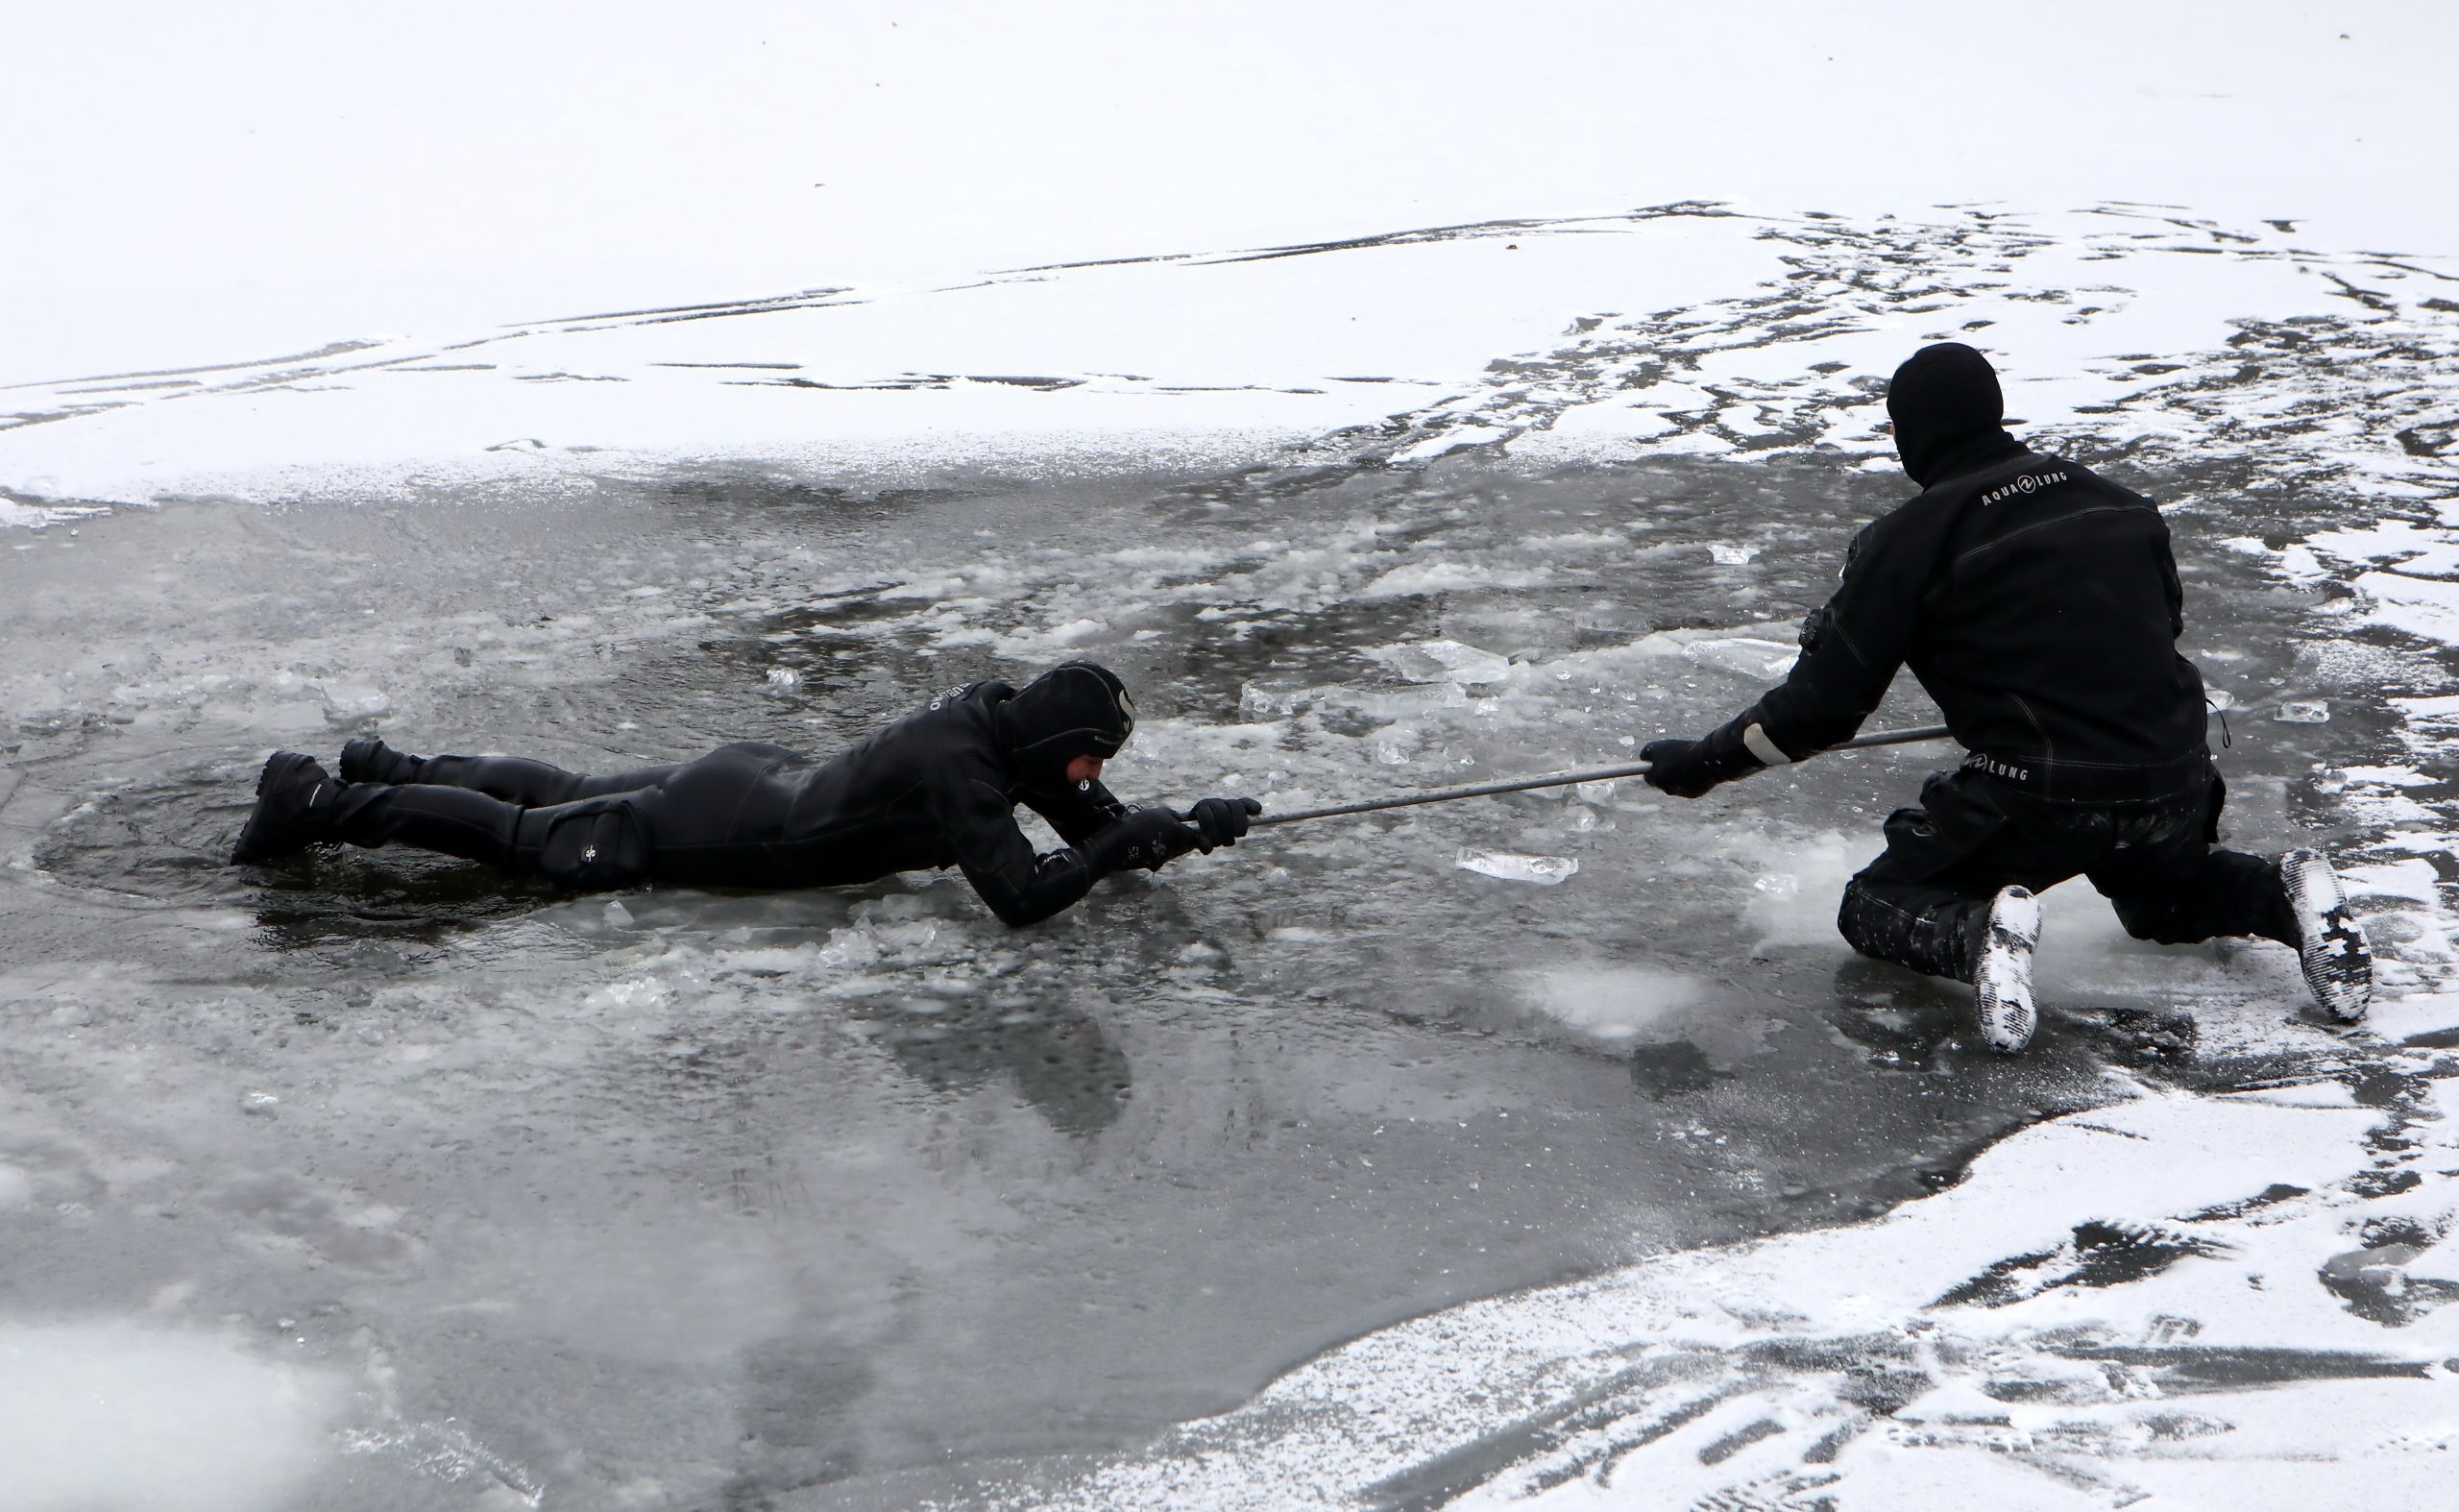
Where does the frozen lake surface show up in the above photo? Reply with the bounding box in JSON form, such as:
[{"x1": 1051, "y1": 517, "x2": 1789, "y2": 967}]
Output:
[{"x1": 4, "y1": 201, "x2": 2457, "y2": 1508}]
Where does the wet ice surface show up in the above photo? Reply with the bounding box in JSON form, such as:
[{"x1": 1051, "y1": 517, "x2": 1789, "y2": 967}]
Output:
[
  {"x1": 1, "y1": 206, "x2": 2455, "y2": 1508},
  {"x1": 3, "y1": 463, "x2": 2098, "y2": 1508}
]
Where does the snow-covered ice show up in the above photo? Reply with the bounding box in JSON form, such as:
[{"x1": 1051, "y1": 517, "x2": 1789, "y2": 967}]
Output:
[{"x1": 1001, "y1": 1063, "x2": 2459, "y2": 1511}]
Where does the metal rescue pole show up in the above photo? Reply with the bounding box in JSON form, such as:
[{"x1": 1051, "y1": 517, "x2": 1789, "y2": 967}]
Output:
[{"x1": 1248, "y1": 723, "x2": 1954, "y2": 829}]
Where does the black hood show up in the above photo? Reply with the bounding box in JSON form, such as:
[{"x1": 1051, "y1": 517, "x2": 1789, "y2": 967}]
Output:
[
  {"x1": 1887, "y1": 342, "x2": 2017, "y2": 487},
  {"x1": 995, "y1": 661, "x2": 1136, "y2": 790}
]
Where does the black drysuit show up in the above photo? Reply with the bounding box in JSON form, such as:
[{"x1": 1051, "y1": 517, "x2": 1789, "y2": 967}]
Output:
[
  {"x1": 1674, "y1": 357, "x2": 2295, "y2": 980},
  {"x1": 316, "y1": 680, "x2": 1181, "y2": 927}
]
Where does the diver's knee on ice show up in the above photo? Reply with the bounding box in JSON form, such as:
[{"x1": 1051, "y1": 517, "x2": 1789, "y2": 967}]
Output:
[{"x1": 514, "y1": 796, "x2": 655, "y2": 890}]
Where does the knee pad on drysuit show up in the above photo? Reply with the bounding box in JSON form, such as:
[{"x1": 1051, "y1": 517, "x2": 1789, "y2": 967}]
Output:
[{"x1": 514, "y1": 796, "x2": 654, "y2": 890}]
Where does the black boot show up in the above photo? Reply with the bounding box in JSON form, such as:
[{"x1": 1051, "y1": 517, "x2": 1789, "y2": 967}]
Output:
[
  {"x1": 230, "y1": 752, "x2": 341, "y2": 864},
  {"x1": 323, "y1": 782, "x2": 523, "y2": 868},
  {"x1": 339, "y1": 737, "x2": 427, "y2": 785}
]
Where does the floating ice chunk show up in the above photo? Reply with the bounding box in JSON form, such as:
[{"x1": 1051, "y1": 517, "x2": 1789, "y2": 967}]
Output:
[
  {"x1": 1372, "y1": 639, "x2": 1511, "y2": 685},
  {"x1": 816, "y1": 928, "x2": 880, "y2": 969},
  {"x1": 1455, "y1": 848, "x2": 1578, "y2": 885},
  {"x1": 318, "y1": 685, "x2": 391, "y2": 727},
  {"x1": 1363, "y1": 560, "x2": 1548, "y2": 598},
  {"x1": 587, "y1": 977, "x2": 670, "y2": 1012},
  {"x1": 1240, "y1": 682, "x2": 1321, "y2": 720},
  {"x1": 1684, "y1": 637, "x2": 1796, "y2": 678},
  {"x1": 2205, "y1": 688, "x2": 2235, "y2": 710},
  {"x1": 1707, "y1": 542, "x2": 1760, "y2": 565},
  {"x1": 239, "y1": 1091, "x2": 280, "y2": 1117},
  {"x1": 766, "y1": 668, "x2": 801, "y2": 688},
  {"x1": 1361, "y1": 682, "x2": 1470, "y2": 716},
  {"x1": 1518, "y1": 965, "x2": 1706, "y2": 1039},
  {"x1": 2275, "y1": 700, "x2": 2330, "y2": 723}
]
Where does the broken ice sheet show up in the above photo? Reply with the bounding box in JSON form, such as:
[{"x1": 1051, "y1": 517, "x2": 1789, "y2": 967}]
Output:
[
  {"x1": 1707, "y1": 542, "x2": 1760, "y2": 565},
  {"x1": 1455, "y1": 848, "x2": 1579, "y2": 885},
  {"x1": 1240, "y1": 681, "x2": 1324, "y2": 719},
  {"x1": 1371, "y1": 639, "x2": 1511, "y2": 685}
]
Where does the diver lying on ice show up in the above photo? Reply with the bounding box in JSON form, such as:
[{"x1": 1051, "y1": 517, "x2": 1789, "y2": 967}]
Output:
[
  {"x1": 1641, "y1": 342, "x2": 2372, "y2": 1053},
  {"x1": 229, "y1": 660, "x2": 1262, "y2": 927}
]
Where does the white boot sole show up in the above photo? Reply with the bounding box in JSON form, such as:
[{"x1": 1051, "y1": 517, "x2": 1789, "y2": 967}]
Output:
[
  {"x1": 1974, "y1": 886, "x2": 2043, "y2": 1055},
  {"x1": 2282, "y1": 847, "x2": 2372, "y2": 1022}
]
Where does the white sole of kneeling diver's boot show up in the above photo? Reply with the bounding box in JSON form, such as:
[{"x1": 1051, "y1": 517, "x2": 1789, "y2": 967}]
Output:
[
  {"x1": 1973, "y1": 886, "x2": 2043, "y2": 1055},
  {"x1": 2282, "y1": 847, "x2": 2373, "y2": 1022}
]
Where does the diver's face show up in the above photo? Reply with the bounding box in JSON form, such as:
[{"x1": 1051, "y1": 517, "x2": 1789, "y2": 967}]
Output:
[{"x1": 1065, "y1": 753, "x2": 1108, "y2": 785}]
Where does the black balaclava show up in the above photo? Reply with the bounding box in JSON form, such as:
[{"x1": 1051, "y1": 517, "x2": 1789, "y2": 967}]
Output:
[
  {"x1": 996, "y1": 661, "x2": 1136, "y2": 792},
  {"x1": 1887, "y1": 342, "x2": 2015, "y2": 487}
]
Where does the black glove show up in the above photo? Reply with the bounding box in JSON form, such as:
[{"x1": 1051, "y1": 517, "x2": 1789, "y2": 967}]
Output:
[
  {"x1": 1641, "y1": 728, "x2": 1762, "y2": 799},
  {"x1": 1085, "y1": 806, "x2": 1204, "y2": 873},
  {"x1": 1182, "y1": 795, "x2": 1262, "y2": 852}
]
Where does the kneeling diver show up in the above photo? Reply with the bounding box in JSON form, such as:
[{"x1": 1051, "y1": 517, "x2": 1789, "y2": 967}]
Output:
[
  {"x1": 1638, "y1": 344, "x2": 2371, "y2": 1052},
  {"x1": 230, "y1": 661, "x2": 1261, "y2": 927}
]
